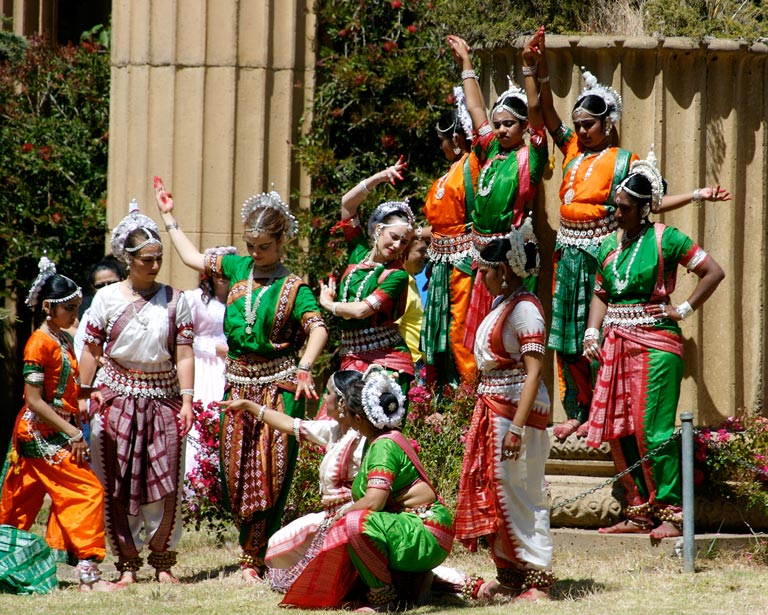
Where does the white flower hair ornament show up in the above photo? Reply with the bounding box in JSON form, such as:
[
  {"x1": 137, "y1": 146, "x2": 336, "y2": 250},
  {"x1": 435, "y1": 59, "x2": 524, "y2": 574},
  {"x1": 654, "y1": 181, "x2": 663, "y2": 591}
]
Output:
[
  {"x1": 241, "y1": 190, "x2": 299, "y2": 240},
  {"x1": 367, "y1": 200, "x2": 415, "y2": 238},
  {"x1": 111, "y1": 198, "x2": 162, "y2": 264},
  {"x1": 360, "y1": 367, "x2": 407, "y2": 430},
  {"x1": 505, "y1": 217, "x2": 538, "y2": 278},
  {"x1": 25, "y1": 255, "x2": 82, "y2": 308},
  {"x1": 453, "y1": 85, "x2": 474, "y2": 141},
  {"x1": 492, "y1": 76, "x2": 528, "y2": 121},
  {"x1": 204, "y1": 245, "x2": 239, "y2": 259},
  {"x1": 576, "y1": 67, "x2": 622, "y2": 125},
  {"x1": 617, "y1": 144, "x2": 665, "y2": 214}
]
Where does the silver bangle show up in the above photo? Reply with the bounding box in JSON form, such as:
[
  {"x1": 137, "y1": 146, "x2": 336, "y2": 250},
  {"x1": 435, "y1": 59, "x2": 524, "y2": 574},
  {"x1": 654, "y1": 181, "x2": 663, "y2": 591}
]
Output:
[
  {"x1": 359, "y1": 180, "x2": 370, "y2": 195},
  {"x1": 461, "y1": 69, "x2": 478, "y2": 81},
  {"x1": 180, "y1": 388, "x2": 194, "y2": 397},
  {"x1": 256, "y1": 405, "x2": 267, "y2": 422},
  {"x1": 583, "y1": 327, "x2": 600, "y2": 342},
  {"x1": 676, "y1": 301, "x2": 694, "y2": 320},
  {"x1": 332, "y1": 302, "x2": 339, "y2": 317},
  {"x1": 521, "y1": 63, "x2": 538, "y2": 77},
  {"x1": 537, "y1": 75, "x2": 550, "y2": 83},
  {"x1": 165, "y1": 222, "x2": 179, "y2": 231},
  {"x1": 692, "y1": 189, "x2": 702, "y2": 203},
  {"x1": 293, "y1": 418, "x2": 302, "y2": 441},
  {"x1": 68, "y1": 429, "x2": 84, "y2": 444},
  {"x1": 298, "y1": 362, "x2": 312, "y2": 372},
  {"x1": 508, "y1": 423, "x2": 524, "y2": 437}
]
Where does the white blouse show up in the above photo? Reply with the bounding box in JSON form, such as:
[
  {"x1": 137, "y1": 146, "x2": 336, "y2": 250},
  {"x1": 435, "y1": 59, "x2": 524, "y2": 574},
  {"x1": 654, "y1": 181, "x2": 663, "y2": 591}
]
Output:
[{"x1": 86, "y1": 283, "x2": 193, "y2": 372}]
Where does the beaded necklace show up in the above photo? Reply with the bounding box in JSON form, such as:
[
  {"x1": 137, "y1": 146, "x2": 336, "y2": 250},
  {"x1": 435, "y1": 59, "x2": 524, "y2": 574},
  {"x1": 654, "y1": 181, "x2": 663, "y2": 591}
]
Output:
[
  {"x1": 434, "y1": 157, "x2": 461, "y2": 200},
  {"x1": 477, "y1": 152, "x2": 510, "y2": 197},
  {"x1": 612, "y1": 226, "x2": 647, "y2": 294},
  {"x1": 563, "y1": 147, "x2": 610, "y2": 205},
  {"x1": 244, "y1": 264, "x2": 276, "y2": 334}
]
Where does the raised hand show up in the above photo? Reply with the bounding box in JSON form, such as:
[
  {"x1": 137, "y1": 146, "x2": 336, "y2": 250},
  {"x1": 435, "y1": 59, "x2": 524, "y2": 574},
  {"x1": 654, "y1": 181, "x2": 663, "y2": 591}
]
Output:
[{"x1": 154, "y1": 176, "x2": 174, "y2": 214}]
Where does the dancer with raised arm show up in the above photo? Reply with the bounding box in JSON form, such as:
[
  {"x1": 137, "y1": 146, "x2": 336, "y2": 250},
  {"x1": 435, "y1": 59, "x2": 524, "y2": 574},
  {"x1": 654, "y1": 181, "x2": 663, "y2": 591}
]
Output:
[{"x1": 154, "y1": 178, "x2": 327, "y2": 580}]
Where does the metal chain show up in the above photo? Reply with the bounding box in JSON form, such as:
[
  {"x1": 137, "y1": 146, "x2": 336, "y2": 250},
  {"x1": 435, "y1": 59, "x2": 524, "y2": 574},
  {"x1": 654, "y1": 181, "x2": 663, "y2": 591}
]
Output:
[
  {"x1": 551, "y1": 430, "x2": 682, "y2": 510},
  {"x1": 697, "y1": 428, "x2": 768, "y2": 479}
]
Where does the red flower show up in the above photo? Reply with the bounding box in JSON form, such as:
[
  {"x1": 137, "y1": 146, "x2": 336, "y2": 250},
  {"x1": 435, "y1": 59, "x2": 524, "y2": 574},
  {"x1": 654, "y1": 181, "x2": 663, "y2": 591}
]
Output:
[
  {"x1": 51, "y1": 212, "x2": 62, "y2": 223},
  {"x1": 445, "y1": 93, "x2": 455, "y2": 104},
  {"x1": 338, "y1": 29, "x2": 349, "y2": 37},
  {"x1": 330, "y1": 107, "x2": 344, "y2": 118},
  {"x1": 21, "y1": 143, "x2": 34, "y2": 153},
  {"x1": 353, "y1": 74, "x2": 365, "y2": 86},
  {"x1": 383, "y1": 41, "x2": 398, "y2": 53},
  {"x1": 38, "y1": 145, "x2": 52, "y2": 161},
  {"x1": 381, "y1": 133, "x2": 397, "y2": 149},
  {"x1": 409, "y1": 438, "x2": 421, "y2": 453},
  {"x1": 407, "y1": 25, "x2": 418, "y2": 34},
  {"x1": 390, "y1": 0, "x2": 402, "y2": 8}
]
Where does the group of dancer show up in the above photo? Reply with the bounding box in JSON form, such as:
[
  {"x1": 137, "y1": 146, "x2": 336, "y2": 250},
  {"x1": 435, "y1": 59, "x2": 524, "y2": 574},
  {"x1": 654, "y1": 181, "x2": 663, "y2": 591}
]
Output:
[{"x1": 0, "y1": 26, "x2": 727, "y2": 609}]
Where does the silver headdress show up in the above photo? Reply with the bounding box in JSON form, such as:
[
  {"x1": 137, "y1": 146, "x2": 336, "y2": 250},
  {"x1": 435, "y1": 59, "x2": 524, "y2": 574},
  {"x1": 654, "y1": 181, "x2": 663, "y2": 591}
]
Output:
[
  {"x1": 241, "y1": 191, "x2": 298, "y2": 240},
  {"x1": 367, "y1": 200, "x2": 415, "y2": 238},
  {"x1": 361, "y1": 366, "x2": 406, "y2": 430},
  {"x1": 474, "y1": 217, "x2": 538, "y2": 279},
  {"x1": 492, "y1": 76, "x2": 527, "y2": 121},
  {"x1": 25, "y1": 255, "x2": 82, "y2": 308},
  {"x1": 617, "y1": 145, "x2": 664, "y2": 213},
  {"x1": 111, "y1": 198, "x2": 162, "y2": 264},
  {"x1": 574, "y1": 67, "x2": 622, "y2": 125}
]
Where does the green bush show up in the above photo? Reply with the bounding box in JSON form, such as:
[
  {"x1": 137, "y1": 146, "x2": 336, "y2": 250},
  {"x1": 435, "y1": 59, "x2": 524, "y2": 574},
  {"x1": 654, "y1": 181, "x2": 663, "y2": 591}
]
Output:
[{"x1": 0, "y1": 34, "x2": 110, "y2": 297}]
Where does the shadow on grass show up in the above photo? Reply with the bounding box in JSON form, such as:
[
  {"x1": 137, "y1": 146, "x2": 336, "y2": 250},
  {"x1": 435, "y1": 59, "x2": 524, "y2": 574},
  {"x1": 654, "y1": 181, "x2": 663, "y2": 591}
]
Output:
[
  {"x1": 551, "y1": 577, "x2": 606, "y2": 600},
  {"x1": 185, "y1": 563, "x2": 242, "y2": 583}
]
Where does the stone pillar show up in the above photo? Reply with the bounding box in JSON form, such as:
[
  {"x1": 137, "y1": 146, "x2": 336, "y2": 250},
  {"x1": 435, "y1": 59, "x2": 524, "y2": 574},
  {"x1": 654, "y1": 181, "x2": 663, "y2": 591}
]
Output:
[{"x1": 107, "y1": 0, "x2": 315, "y2": 291}]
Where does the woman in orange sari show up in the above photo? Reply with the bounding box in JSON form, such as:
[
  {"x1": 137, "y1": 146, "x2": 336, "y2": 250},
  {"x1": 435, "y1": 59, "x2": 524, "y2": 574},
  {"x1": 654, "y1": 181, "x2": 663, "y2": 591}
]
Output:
[
  {"x1": 0, "y1": 257, "x2": 117, "y2": 591},
  {"x1": 420, "y1": 94, "x2": 480, "y2": 386}
]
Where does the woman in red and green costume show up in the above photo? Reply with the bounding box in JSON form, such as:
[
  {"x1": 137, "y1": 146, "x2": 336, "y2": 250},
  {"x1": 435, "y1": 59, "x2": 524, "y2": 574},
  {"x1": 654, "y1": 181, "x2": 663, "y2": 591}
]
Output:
[
  {"x1": 533, "y1": 27, "x2": 730, "y2": 441},
  {"x1": 155, "y1": 179, "x2": 328, "y2": 581},
  {"x1": 446, "y1": 32, "x2": 548, "y2": 351},
  {"x1": 319, "y1": 158, "x2": 415, "y2": 389},
  {"x1": 582, "y1": 153, "x2": 724, "y2": 538},
  {"x1": 281, "y1": 368, "x2": 453, "y2": 610}
]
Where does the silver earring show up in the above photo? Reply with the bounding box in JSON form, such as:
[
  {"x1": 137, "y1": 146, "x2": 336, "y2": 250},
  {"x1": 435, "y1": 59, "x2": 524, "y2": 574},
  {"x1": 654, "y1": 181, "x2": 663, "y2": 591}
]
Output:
[
  {"x1": 453, "y1": 147, "x2": 461, "y2": 155},
  {"x1": 604, "y1": 120, "x2": 612, "y2": 136},
  {"x1": 501, "y1": 279, "x2": 509, "y2": 290}
]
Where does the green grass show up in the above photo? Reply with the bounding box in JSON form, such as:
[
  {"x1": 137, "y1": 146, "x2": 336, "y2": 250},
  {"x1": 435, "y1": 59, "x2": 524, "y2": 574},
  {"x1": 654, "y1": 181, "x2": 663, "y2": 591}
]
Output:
[{"x1": 0, "y1": 518, "x2": 767, "y2": 614}]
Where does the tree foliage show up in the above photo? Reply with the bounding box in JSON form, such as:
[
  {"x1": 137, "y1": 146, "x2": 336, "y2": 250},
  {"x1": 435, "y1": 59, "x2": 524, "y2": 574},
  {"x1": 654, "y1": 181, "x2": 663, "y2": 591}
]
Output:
[{"x1": 0, "y1": 34, "x2": 110, "y2": 299}]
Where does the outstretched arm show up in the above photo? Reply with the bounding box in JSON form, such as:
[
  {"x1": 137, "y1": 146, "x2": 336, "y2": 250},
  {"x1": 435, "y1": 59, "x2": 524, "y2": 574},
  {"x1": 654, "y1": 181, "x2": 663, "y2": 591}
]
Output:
[
  {"x1": 153, "y1": 176, "x2": 205, "y2": 272},
  {"x1": 446, "y1": 35, "x2": 487, "y2": 130},
  {"x1": 522, "y1": 29, "x2": 544, "y2": 130},
  {"x1": 530, "y1": 27, "x2": 562, "y2": 136},
  {"x1": 219, "y1": 398, "x2": 297, "y2": 434},
  {"x1": 341, "y1": 157, "x2": 406, "y2": 221},
  {"x1": 657, "y1": 185, "x2": 731, "y2": 213}
]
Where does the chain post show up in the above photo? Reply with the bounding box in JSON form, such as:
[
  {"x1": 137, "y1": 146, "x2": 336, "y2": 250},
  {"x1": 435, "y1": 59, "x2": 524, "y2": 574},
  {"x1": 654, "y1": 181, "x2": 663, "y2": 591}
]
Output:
[{"x1": 680, "y1": 412, "x2": 695, "y2": 573}]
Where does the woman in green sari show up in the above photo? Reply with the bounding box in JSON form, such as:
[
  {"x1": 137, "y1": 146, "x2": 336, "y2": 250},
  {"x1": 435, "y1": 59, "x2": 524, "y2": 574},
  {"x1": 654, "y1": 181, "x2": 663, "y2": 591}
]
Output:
[
  {"x1": 582, "y1": 153, "x2": 724, "y2": 539},
  {"x1": 154, "y1": 178, "x2": 328, "y2": 580},
  {"x1": 281, "y1": 368, "x2": 454, "y2": 611}
]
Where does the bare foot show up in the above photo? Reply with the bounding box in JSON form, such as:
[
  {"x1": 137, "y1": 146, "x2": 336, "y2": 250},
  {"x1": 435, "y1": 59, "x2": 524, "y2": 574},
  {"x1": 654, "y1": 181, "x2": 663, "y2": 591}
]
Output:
[
  {"x1": 598, "y1": 519, "x2": 651, "y2": 534},
  {"x1": 156, "y1": 570, "x2": 179, "y2": 583},
  {"x1": 650, "y1": 521, "x2": 682, "y2": 540},
  {"x1": 80, "y1": 579, "x2": 125, "y2": 592},
  {"x1": 553, "y1": 419, "x2": 581, "y2": 442},
  {"x1": 117, "y1": 570, "x2": 136, "y2": 585},
  {"x1": 575, "y1": 421, "x2": 590, "y2": 438},
  {"x1": 476, "y1": 579, "x2": 518, "y2": 600},
  {"x1": 517, "y1": 587, "x2": 550, "y2": 602},
  {"x1": 241, "y1": 567, "x2": 260, "y2": 583}
]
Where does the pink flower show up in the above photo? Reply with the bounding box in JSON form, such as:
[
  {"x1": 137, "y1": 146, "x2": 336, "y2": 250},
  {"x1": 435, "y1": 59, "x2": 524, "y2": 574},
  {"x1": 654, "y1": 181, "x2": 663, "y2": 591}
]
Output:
[
  {"x1": 409, "y1": 438, "x2": 421, "y2": 453},
  {"x1": 717, "y1": 429, "x2": 730, "y2": 443}
]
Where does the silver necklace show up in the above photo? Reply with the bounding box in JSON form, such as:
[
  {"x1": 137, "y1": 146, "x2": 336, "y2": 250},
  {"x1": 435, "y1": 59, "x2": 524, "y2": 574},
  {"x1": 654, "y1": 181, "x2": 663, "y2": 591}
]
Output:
[
  {"x1": 612, "y1": 227, "x2": 646, "y2": 294},
  {"x1": 477, "y1": 153, "x2": 509, "y2": 197},
  {"x1": 435, "y1": 157, "x2": 461, "y2": 200},
  {"x1": 340, "y1": 255, "x2": 380, "y2": 303},
  {"x1": 563, "y1": 148, "x2": 610, "y2": 205},
  {"x1": 244, "y1": 265, "x2": 275, "y2": 334}
]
